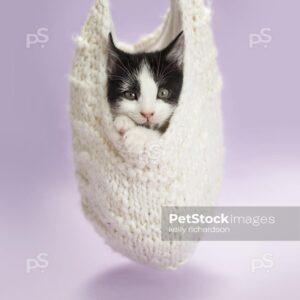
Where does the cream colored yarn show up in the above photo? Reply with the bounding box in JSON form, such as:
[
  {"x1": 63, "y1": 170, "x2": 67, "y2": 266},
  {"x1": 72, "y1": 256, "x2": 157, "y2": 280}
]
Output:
[{"x1": 70, "y1": 0, "x2": 223, "y2": 269}]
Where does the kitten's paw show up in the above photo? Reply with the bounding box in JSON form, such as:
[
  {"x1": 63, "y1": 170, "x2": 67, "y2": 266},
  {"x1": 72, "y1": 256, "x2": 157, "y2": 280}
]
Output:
[
  {"x1": 114, "y1": 115, "x2": 136, "y2": 136},
  {"x1": 123, "y1": 127, "x2": 160, "y2": 153}
]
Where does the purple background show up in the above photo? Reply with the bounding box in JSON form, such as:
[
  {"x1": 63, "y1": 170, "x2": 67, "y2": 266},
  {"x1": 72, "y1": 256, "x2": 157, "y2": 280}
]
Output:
[{"x1": 1, "y1": 0, "x2": 299, "y2": 299}]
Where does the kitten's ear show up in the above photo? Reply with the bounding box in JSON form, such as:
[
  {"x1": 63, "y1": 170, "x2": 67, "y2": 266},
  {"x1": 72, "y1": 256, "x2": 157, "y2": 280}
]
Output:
[
  {"x1": 108, "y1": 33, "x2": 118, "y2": 51},
  {"x1": 163, "y1": 31, "x2": 185, "y2": 68},
  {"x1": 107, "y1": 33, "x2": 120, "y2": 73}
]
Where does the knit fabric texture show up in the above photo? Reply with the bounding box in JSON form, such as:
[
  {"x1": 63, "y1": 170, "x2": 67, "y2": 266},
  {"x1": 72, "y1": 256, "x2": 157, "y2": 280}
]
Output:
[{"x1": 70, "y1": 0, "x2": 223, "y2": 269}]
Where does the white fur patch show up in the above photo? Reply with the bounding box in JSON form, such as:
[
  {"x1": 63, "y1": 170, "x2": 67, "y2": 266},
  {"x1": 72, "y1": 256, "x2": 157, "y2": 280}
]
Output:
[{"x1": 138, "y1": 64, "x2": 158, "y2": 114}]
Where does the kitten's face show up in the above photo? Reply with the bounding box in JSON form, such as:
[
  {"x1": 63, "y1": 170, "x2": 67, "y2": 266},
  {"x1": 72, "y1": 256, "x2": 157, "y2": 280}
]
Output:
[{"x1": 107, "y1": 32, "x2": 184, "y2": 129}]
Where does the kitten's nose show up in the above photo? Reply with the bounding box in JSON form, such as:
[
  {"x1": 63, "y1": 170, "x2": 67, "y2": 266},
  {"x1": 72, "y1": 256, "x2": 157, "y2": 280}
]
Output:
[{"x1": 141, "y1": 112, "x2": 155, "y2": 120}]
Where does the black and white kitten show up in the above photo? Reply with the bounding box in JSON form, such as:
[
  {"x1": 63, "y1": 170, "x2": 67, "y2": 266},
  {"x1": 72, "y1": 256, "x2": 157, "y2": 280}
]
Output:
[{"x1": 107, "y1": 32, "x2": 184, "y2": 152}]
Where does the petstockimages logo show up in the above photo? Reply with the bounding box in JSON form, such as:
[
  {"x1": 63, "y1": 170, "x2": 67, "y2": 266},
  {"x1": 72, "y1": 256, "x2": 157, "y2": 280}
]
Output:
[
  {"x1": 168, "y1": 213, "x2": 273, "y2": 225},
  {"x1": 162, "y1": 207, "x2": 300, "y2": 241},
  {"x1": 26, "y1": 28, "x2": 49, "y2": 49},
  {"x1": 26, "y1": 253, "x2": 49, "y2": 274}
]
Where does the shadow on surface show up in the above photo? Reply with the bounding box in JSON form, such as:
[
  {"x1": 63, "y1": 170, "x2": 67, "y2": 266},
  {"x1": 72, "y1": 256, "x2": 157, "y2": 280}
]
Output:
[{"x1": 82, "y1": 262, "x2": 224, "y2": 300}]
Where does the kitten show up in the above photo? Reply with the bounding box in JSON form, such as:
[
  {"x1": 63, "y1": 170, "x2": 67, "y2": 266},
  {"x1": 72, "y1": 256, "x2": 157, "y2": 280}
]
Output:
[{"x1": 107, "y1": 32, "x2": 184, "y2": 153}]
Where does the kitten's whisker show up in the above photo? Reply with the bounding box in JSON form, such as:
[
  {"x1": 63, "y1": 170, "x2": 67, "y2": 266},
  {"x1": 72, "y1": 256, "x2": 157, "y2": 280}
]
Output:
[
  {"x1": 108, "y1": 75, "x2": 127, "y2": 80},
  {"x1": 108, "y1": 51, "x2": 137, "y2": 82},
  {"x1": 159, "y1": 60, "x2": 178, "y2": 75},
  {"x1": 156, "y1": 52, "x2": 162, "y2": 80},
  {"x1": 159, "y1": 63, "x2": 180, "y2": 81}
]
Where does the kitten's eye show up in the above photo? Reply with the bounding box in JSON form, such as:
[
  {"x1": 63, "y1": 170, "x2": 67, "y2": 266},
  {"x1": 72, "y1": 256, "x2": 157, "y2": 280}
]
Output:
[
  {"x1": 124, "y1": 91, "x2": 137, "y2": 100},
  {"x1": 157, "y1": 88, "x2": 170, "y2": 99}
]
